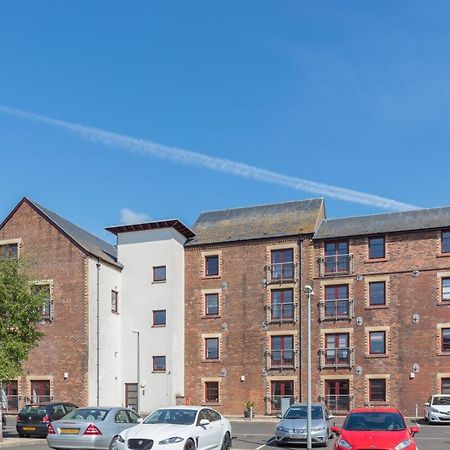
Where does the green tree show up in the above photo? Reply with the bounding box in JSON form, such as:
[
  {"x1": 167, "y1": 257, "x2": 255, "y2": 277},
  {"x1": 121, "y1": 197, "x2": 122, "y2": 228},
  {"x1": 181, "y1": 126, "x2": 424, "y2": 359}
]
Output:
[{"x1": 0, "y1": 258, "x2": 44, "y2": 439}]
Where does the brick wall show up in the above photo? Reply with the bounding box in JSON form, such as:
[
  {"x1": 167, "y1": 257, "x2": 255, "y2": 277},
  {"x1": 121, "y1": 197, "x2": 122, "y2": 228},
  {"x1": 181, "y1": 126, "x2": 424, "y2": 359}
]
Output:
[
  {"x1": 0, "y1": 201, "x2": 89, "y2": 407},
  {"x1": 311, "y1": 229, "x2": 450, "y2": 416},
  {"x1": 185, "y1": 236, "x2": 313, "y2": 415}
]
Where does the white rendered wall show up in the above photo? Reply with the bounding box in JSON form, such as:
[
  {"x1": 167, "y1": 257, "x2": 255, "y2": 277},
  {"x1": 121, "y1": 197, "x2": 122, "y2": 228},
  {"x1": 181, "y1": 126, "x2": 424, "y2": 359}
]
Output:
[
  {"x1": 87, "y1": 258, "x2": 122, "y2": 406},
  {"x1": 117, "y1": 228, "x2": 186, "y2": 415}
]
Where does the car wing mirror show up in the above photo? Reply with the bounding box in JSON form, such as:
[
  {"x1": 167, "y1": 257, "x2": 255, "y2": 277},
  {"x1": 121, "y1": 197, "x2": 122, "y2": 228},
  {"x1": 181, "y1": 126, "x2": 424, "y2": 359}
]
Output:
[
  {"x1": 424, "y1": 402, "x2": 430, "y2": 406},
  {"x1": 137, "y1": 418, "x2": 144, "y2": 423},
  {"x1": 410, "y1": 426, "x2": 420, "y2": 436},
  {"x1": 330, "y1": 426, "x2": 340, "y2": 435},
  {"x1": 276, "y1": 414, "x2": 282, "y2": 419},
  {"x1": 199, "y1": 418, "x2": 210, "y2": 426},
  {"x1": 328, "y1": 414, "x2": 335, "y2": 421}
]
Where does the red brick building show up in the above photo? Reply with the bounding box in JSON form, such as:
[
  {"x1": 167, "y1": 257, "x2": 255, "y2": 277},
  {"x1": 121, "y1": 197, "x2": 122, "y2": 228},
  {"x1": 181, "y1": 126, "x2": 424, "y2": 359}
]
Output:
[
  {"x1": 311, "y1": 207, "x2": 450, "y2": 417},
  {"x1": 185, "y1": 200, "x2": 450, "y2": 417},
  {"x1": 184, "y1": 199, "x2": 325, "y2": 415},
  {"x1": 0, "y1": 197, "x2": 121, "y2": 412}
]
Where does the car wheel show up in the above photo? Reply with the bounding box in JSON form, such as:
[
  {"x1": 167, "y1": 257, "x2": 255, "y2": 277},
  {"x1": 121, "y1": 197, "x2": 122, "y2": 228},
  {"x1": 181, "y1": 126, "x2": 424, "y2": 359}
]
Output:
[
  {"x1": 184, "y1": 439, "x2": 196, "y2": 450},
  {"x1": 109, "y1": 436, "x2": 119, "y2": 450},
  {"x1": 221, "y1": 432, "x2": 232, "y2": 450}
]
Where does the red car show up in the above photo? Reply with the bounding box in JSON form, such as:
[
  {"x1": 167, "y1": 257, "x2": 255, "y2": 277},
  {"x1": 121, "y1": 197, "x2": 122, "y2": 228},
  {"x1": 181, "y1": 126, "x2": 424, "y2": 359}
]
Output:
[{"x1": 331, "y1": 407, "x2": 420, "y2": 450}]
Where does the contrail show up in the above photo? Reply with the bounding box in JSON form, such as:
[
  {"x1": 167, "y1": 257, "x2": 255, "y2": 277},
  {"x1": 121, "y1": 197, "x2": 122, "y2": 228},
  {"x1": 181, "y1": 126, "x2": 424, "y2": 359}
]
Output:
[{"x1": 0, "y1": 104, "x2": 418, "y2": 211}]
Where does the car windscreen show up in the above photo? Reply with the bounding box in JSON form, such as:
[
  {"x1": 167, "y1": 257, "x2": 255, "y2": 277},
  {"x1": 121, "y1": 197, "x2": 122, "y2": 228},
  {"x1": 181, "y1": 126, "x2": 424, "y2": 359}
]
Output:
[
  {"x1": 144, "y1": 409, "x2": 197, "y2": 425},
  {"x1": 63, "y1": 408, "x2": 110, "y2": 421},
  {"x1": 19, "y1": 406, "x2": 47, "y2": 416},
  {"x1": 432, "y1": 396, "x2": 450, "y2": 405},
  {"x1": 344, "y1": 412, "x2": 406, "y2": 431},
  {"x1": 284, "y1": 406, "x2": 323, "y2": 420}
]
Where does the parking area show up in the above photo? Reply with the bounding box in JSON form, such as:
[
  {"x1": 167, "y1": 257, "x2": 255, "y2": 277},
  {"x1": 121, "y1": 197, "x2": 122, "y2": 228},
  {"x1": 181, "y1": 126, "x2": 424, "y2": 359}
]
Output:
[
  {"x1": 1, "y1": 415, "x2": 450, "y2": 449},
  {"x1": 230, "y1": 418, "x2": 450, "y2": 450}
]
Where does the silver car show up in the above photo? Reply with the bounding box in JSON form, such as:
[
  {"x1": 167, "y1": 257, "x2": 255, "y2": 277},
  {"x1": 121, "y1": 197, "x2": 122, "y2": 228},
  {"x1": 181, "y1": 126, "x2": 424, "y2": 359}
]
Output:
[
  {"x1": 275, "y1": 403, "x2": 334, "y2": 447},
  {"x1": 47, "y1": 406, "x2": 142, "y2": 450}
]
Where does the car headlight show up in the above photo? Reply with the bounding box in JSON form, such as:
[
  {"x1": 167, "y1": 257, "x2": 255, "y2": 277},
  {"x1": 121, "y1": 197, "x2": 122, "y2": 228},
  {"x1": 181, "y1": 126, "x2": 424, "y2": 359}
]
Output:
[
  {"x1": 337, "y1": 437, "x2": 352, "y2": 449},
  {"x1": 158, "y1": 437, "x2": 185, "y2": 445},
  {"x1": 430, "y1": 407, "x2": 439, "y2": 413},
  {"x1": 276, "y1": 426, "x2": 291, "y2": 432},
  {"x1": 311, "y1": 426, "x2": 326, "y2": 432},
  {"x1": 117, "y1": 435, "x2": 125, "y2": 443},
  {"x1": 395, "y1": 439, "x2": 411, "y2": 450}
]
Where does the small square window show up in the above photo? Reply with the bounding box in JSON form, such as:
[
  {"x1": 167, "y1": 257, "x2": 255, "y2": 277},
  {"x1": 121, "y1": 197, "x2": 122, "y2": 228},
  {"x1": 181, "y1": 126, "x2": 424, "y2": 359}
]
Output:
[
  {"x1": 442, "y1": 378, "x2": 450, "y2": 394},
  {"x1": 205, "y1": 381, "x2": 219, "y2": 403},
  {"x1": 442, "y1": 278, "x2": 450, "y2": 302},
  {"x1": 369, "y1": 379, "x2": 386, "y2": 402},
  {"x1": 205, "y1": 293, "x2": 219, "y2": 315},
  {"x1": 153, "y1": 356, "x2": 166, "y2": 372},
  {"x1": 369, "y1": 282, "x2": 386, "y2": 306},
  {"x1": 369, "y1": 331, "x2": 386, "y2": 354},
  {"x1": 442, "y1": 329, "x2": 450, "y2": 352},
  {"x1": 442, "y1": 231, "x2": 450, "y2": 253},
  {"x1": 368, "y1": 237, "x2": 385, "y2": 259},
  {"x1": 0, "y1": 243, "x2": 18, "y2": 259},
  {"x1": 205, "y1": 338, "x2": 219, "y2": 360},
  {"x1": 153, "y1": 266, "x2": 166, "y2": 282},
  {"x1": 205, "y1": 256, "x2": 219, "y2": 277},
  {"x1": 153, "y1": 310, "x2": 166, "y2": 326},
  {"x1": 111, "y1": 290, "x2": 119, "y2": 313}
]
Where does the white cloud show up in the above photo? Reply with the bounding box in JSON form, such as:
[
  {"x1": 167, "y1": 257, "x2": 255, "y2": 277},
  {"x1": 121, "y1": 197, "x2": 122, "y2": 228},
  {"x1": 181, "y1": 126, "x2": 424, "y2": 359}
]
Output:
[
  {"x1": 120, "y1": 208, "x2": 150, "y2": 224},
  {"x1": 0, "y1": 105, "x2": 419, "y2": 211}
]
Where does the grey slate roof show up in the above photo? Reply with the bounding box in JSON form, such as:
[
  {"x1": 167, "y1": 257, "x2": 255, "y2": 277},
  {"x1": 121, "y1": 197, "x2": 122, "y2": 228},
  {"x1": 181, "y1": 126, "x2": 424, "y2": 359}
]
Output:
[
  {"x1": 27, "y1": 199, "x2": 122, "y2": 268},
  {"x1": 314, "y1": 206, "x2": 450, "y2": 240},
  {"x1": 186, "y1": 198, "x2": 324, "y2": 246}
]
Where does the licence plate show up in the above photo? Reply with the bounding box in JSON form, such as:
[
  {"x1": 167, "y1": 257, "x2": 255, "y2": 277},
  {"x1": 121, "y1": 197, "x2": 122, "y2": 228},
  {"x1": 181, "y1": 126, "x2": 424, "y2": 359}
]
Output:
[
  {"x1": 23, "y1": 426, "x2": 36, "y2": 431},
  {"x1": 60, "y1": 428, "x2": 79, "y2": 434}
]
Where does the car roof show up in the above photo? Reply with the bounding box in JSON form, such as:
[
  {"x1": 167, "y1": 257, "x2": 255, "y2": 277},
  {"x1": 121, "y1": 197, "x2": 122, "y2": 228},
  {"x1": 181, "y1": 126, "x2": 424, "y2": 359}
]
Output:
[
  {"x1": 288, "y1": 403, "x2": 324, "y2": 408},
  {"x1": 349, "y1": 407, "x2": 400, "y2": 414}
]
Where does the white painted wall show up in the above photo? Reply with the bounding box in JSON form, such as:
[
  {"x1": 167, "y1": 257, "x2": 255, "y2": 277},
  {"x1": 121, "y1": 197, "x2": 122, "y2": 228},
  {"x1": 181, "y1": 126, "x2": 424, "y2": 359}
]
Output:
[
  {"x1": 116, "y1": 228, "x2": 186, "y2": 414},
  {"x1": 87, "y1": 258, "x2": 122, "y2": 406}
]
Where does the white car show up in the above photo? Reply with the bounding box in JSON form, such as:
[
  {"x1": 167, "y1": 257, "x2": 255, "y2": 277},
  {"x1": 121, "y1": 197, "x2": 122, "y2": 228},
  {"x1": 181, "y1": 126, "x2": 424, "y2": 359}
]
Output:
[
  {"x1": 424, "y1": 394, "x2": 450, "y2": 424},
  {"x1": 115, "y1": 406, "x2": 232, "y2": 450}
]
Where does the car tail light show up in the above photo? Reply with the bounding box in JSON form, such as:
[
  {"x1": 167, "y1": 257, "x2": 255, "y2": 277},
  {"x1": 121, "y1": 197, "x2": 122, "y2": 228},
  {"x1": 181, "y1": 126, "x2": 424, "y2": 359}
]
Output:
[
  {"x1": 84, "y1": 424, "x2": 102, "y2": 435},
  {"x1": 47, "y1": 423, "x2": 56, "y2": 434},
  {"x1": 42, "y1": 415, "x2": 50, "y2": 423}
]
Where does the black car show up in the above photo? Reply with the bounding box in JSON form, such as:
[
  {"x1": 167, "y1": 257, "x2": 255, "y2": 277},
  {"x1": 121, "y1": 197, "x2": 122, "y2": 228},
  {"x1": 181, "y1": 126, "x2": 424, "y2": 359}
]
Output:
[{"x1": 16, "y1": 402, "x2": 78, "y2": 437}]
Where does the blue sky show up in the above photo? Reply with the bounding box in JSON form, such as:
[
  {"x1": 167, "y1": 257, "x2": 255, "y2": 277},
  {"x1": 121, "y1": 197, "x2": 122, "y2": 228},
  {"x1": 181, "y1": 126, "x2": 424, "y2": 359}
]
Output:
[{"x1": 1, "y1": 1, "x2": 449, "y2": 242}]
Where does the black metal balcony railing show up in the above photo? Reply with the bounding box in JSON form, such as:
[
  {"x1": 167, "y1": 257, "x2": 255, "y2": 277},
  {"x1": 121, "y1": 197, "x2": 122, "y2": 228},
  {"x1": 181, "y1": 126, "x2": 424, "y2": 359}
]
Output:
[
  {"x1": 269, "y1": 395, "x2": 295, "y2": 411},
  {"x1": 319, "y1": 298, "x2": 354, "y2": 321},
  {"x1": 268, "y1": 349, "x2": 296, "y2": 369},
  {"x1": 266, "y1": 302, "x2": 297, "y2": 323},
  {"x1": 318, "y1": 254, "x2": 353, "y2": 276},
  {"x1": 267, "y1": 262, "x2": 297, "y2": 283},
  {"x1": 0, "y1": 394, "x2": 19, "y2": 413},
  {"x1": 319, "y1": 348, "x2": 354, "y2": 369},
  {"x1": 324, "y1": 394, "x2": 352, "y2": 412}
]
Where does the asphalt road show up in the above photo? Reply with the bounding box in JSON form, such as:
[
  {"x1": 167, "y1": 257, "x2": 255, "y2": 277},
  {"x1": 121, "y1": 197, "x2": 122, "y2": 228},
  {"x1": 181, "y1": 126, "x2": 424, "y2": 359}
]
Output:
[{"x1": 1, "y1": 416, "x2": 450, "y2": 450}]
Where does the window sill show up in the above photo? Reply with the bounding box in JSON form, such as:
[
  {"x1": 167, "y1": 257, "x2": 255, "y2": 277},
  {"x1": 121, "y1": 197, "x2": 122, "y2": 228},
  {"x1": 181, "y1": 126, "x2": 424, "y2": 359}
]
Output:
[
  {"x1": 436, "y1": 302, "x2": 450, "y2": 306},
  {"x1": 152, "y1": 370, "x2": 166, "y2": 373},
  {"x1": 201, "y1": 402, "x2": 221, "y2": 407},
  {"x1": 152, "y1": 324, "x2": 166, "y2": 328},
  {"x1": 152, "y1": 280, "x2": 167, "y2": 284},
  {"x1": 365, "y1": 354, "x2": 389, "y2": 359},
  {"x1": 202, "y1": 359, "x2": 222, "y2": 363},
  {"x1": 437, "y1": 253, "x2": 450, "y2": 258},
  {"x1": 111, "y1": 311, "x2": 119, "y2": 315},
  {"x1": 365, "y1": 305, "x2": 389, "y2": 310},
  {"x1": 364, "y1": 258, "x2": 388, "y2": 263},
  {"x1": 202, "y1": 315, "x2": 222, "y2": 319},
  {"x1": 202, "y1": 275, "x2": 221, "y2": 280},
  {"x1": 437, "y1": 352, "x2": 450, "y2": 356},
  {"x1": 367, "y1": 400, "x2": 388, "y2": 405}
]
